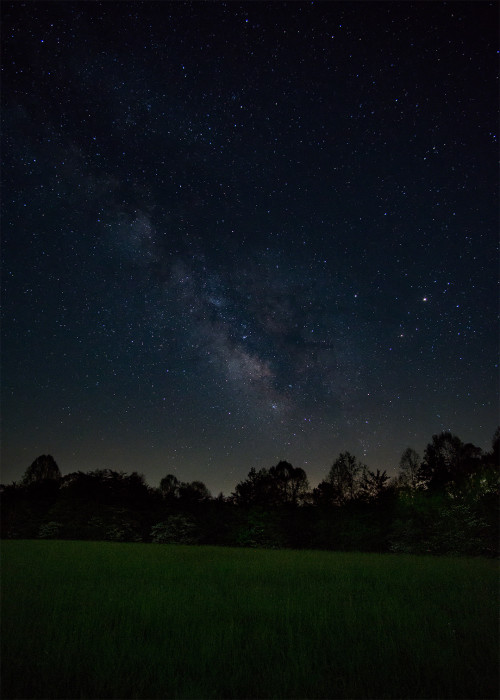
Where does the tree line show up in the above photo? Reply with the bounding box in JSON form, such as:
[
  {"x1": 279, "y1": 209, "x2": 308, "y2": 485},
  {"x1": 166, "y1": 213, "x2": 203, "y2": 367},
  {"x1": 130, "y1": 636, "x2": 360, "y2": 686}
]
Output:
[{"x1": 1, "y1": 428, "x2": 498, "y2": 556}]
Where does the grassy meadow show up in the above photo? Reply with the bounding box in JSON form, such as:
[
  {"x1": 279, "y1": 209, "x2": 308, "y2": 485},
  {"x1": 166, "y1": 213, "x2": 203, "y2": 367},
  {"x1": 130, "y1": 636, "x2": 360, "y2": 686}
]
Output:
[{"x1": 2, "y1": 541, "x2": 498, "y2": 699}]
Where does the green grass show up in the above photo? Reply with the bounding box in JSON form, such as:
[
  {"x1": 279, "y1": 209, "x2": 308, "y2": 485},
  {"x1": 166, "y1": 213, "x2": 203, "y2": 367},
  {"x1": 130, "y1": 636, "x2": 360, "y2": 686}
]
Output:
[{"x1": 1, "y1": 541, "x2": 498, "y2": 699}]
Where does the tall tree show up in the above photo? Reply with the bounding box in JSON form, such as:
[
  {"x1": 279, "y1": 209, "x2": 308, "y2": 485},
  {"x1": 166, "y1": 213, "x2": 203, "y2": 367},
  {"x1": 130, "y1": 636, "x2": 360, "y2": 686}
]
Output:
[
  {"x1": 232, "y1": 462, "x2": 308, "y2": 507},
  {"x1": 421, "y1": 432, "x2": 482, "y2": 491},
  {"x1": 397, "y1": 448, "x2": 422, "y2": 490},
  {"x1": 178, "y1": 480, "x2": 212, "y2": 503},
  {"x1": 159, "y1": 474, "x2": 181, "y2": 500},
  {"x1": 359, "y1": 468, "x2": 390, "y2": 501},
  {"x1": 268, "y1": 461, "x2": 309, "y2": 506},
  {"x1": 313, "y1": 452, "x2": 365, "y2": 506},
  {"x1": 231, "y1": 467, "x2": 274, "y2": 507},
  {"x1": 22, "y1": 455, "x2": 61, "y2": 485}
]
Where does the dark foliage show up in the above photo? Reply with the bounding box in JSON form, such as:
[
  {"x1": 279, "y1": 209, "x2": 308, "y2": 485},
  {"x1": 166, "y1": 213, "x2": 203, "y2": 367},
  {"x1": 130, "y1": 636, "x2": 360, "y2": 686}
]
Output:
[
  {"x1": 419, "y1": 432, "x2": 483, "y2": 491},
  {"x1": 22, "y1": 455, "x2": 61, "y2": 485},
  {"x1": 312, "y1": 452, "x2": 365, "y2": 506},
  {"x1": 231, "y1": 461, "x2": 309, "y2": 507},
  {"x1": 1, "y1": 428, "x2": 498, "y2": 556}
]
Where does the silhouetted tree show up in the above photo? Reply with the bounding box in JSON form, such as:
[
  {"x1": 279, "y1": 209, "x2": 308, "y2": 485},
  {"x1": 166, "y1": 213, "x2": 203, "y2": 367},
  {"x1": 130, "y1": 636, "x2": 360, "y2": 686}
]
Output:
[
  {"x1": 232, "y1": 462, "x2": 308, "y2": 507},
  {"x1": 22, "y1": 455, "x2": 61, "y2": 485},
  {"x1": 116, "y1": 471, "x2": 151, "y2": 508},
  {"x1": 159, "y1": 473, "x2": 181, "y2": 499},
  {"x1": 397, "y1": 448, "x2": 422, "y2": 490},
  {"x1": 268, "y1": 461, "x2": 309, "y2": 506},
  {"x1": 231, "y1": 467, "x2": 274, "y2": 507},
  {"x1": 420, "y1": 432, "x2": 482, "y2": 491},
  {"x1": 2, "y1": 433, "x2": 496, "y2": 554},
  {"x1": 313, "y1": 452, "x2": 365, "y2": 505},
  {"x1": 359, "y1": 468, "x2": 390, "y2": 501},
  {"x1": 178, "y1": 480, "x2": 211, "y2": 503},
  {"x1": 59, "y1": 469, "x2": 150, "y2": 507},
  {"x1": 311, "y1": 479, "x2": 336, "y2": 507}
]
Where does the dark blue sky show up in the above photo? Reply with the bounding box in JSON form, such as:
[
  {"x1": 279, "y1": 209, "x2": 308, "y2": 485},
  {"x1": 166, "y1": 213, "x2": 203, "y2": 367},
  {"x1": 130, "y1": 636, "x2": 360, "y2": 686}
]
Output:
[{"x1": 2, "y1": 1, "x2": 498, "y2": 494}]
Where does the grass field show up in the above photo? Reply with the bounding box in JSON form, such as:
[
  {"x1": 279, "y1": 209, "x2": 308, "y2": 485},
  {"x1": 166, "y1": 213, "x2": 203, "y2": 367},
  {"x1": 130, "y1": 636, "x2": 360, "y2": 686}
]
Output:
[{"x1": 1, "y1": 541, "x2": 498, "y2": 699}]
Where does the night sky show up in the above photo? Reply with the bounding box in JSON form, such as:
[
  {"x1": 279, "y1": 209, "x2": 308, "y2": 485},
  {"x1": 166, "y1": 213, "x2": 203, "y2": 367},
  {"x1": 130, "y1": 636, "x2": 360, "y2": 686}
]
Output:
[{"x1": 2, "y1": 1, "x2": 498, "y2": 495}]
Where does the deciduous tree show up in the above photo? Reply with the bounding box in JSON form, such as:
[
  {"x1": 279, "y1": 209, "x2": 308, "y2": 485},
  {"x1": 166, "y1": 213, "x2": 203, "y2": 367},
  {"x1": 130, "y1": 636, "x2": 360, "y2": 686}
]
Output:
[
  {"x1": 22, "y1": 455, "x2": 61, "y2": 485},
  {"x1": 420, "y1": 432, "x2": 482, "y2": 491},
  {"x1": 397, "y1": 448, "x2": 423, "y2": 490},
  {"x1": 313, "y1": 452, "x2": 364, "y2": 505}
]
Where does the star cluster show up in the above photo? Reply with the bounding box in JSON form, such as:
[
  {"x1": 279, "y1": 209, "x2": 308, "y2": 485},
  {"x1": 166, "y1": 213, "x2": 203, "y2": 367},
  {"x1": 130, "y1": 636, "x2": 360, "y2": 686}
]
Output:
[{"x1": 2, "y1": 2, "x2": 498, "y2": 493}]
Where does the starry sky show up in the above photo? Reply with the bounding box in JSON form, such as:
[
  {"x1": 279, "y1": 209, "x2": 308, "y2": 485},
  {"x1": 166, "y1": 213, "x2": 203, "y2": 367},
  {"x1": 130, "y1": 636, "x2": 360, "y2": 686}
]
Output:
[{"x1": 2, "y1": 1, "x2": 498, "y2": 495}]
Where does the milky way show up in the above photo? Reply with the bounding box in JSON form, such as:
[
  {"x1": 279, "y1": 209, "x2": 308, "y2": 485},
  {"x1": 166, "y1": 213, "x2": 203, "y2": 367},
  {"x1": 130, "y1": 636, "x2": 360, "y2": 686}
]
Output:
[{"x1": 2, "y1": 2, "x2": 498, "y2": 493}]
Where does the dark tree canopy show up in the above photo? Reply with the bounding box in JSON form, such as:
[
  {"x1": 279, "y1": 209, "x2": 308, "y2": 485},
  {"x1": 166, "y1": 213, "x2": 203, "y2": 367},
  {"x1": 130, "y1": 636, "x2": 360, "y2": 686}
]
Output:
[
  {"x1": 22, "y1": 455, "x2": 61, "y2": 485},
  {"x1": 58, "y1": 469, "x2": 150, "y2": 507},
  {"x1": 2, "y1": 426, "x2": 498, "y2": 556},
  {"x1": 232, "y1": 461, "x2": 309, "y2": 507},
  {"x1": 159, "y1": 474, "x2": 211, "y2": 502},
  {"x1": 313, "y1": 452, "x2": 365, "y2": 506},
  {"x1": 397, "y1": 448, "x2": 422, "y2": 490},
  {"x1": 178, "y1": 480, "x2": 212, "y2": 503},
  {"x1": 159, "y1": 474, "x2": 181, "y2": 499},
  {"x1": 359, "y1": 468, "x2": 390, "y2": 501},
  {"x1": 231, "y1": 467, "x2": 273, "y2": 507},
  {"x1": 420, "y1": 432, "x2": 483, "y2": 491},
  {"x1": 268, "y1": 461, "x2": 309, "y2": 506}
]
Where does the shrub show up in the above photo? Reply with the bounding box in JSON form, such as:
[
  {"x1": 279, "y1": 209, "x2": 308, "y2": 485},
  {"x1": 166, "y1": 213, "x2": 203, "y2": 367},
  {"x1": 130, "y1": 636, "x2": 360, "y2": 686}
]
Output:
[
  {"x1": 105, "y1": 523, "x2": 142, "y2": 542},
  {"x1": 150, "y1": 514, "x2": 198, "y2": 544},
  {"x1": 425, "y1": 502, "x2": 490, "y2": 555},
  {"x1": 390, "y1": 500, "x2": 490, "y2": 555},
  {"x1": 37, "y1": 521, "x2": 63, "y2": 539},
  {"x1": 235, "y1": 509, "x2": 285, "y2": 549}
]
